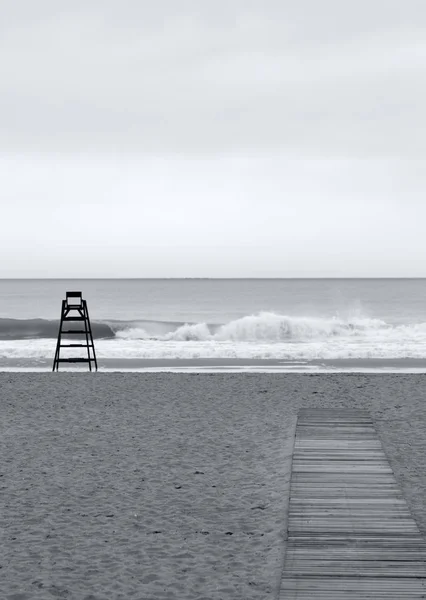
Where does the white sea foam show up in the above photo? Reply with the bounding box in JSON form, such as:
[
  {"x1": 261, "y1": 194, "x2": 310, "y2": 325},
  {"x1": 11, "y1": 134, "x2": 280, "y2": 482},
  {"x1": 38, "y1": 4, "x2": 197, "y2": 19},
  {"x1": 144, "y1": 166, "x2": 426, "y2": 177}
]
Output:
[
  {"x1": 115, "y1": 312, "x2": 389, "y2": 342},
  {"x1": 2, "y1": 336, "x2": 426, "y2": 361},
  {"x1": 2, "y1": 312, "x2": 426, "y2": 361}
]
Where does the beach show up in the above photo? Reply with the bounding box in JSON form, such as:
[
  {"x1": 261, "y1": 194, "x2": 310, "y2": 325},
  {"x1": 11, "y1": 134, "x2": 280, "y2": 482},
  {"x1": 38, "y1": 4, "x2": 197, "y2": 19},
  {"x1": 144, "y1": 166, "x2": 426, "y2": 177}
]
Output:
[{"x1": 2, "y1": 373, "x2": 426, "y2": 599}]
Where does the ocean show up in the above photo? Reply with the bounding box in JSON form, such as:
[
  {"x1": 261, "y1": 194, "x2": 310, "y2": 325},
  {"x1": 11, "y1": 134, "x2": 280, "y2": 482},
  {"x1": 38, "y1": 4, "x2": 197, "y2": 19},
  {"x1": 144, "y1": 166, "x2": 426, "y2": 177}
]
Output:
[{"x1": 1, "y1": 278, "x2": 426, "y2": 371}]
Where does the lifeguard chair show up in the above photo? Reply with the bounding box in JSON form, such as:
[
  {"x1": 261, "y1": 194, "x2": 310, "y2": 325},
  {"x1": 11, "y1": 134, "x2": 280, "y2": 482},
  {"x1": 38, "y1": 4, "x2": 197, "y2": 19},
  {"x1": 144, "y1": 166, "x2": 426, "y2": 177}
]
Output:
[{"x1": 52, "y1": 291, "x2": 98, "y2": 371}]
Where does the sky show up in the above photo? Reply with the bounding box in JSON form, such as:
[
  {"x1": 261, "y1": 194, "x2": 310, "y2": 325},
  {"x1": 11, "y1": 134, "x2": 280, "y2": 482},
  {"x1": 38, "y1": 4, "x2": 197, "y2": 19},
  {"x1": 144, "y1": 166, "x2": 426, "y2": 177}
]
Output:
[{"x1": 1, "y1": 0, "x2": 426, "y2": 277}]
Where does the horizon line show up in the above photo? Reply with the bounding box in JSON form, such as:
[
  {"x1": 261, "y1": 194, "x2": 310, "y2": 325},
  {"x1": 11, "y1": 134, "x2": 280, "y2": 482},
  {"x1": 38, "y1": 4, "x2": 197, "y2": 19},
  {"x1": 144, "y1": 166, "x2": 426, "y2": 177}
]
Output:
[{"x1": 2, "y1": 277, "x2": 426, "y2": 281}]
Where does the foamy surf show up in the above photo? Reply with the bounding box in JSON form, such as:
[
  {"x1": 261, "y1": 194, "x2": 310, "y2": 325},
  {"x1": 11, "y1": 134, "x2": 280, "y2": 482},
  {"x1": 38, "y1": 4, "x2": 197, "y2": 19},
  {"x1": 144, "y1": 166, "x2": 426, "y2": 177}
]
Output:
[
  {"x1": 2, "y1": 312, "x2": 426, "y2": 362},
  {"x1": 0, "y1": 312, "x2": 390, "y2": 342}
]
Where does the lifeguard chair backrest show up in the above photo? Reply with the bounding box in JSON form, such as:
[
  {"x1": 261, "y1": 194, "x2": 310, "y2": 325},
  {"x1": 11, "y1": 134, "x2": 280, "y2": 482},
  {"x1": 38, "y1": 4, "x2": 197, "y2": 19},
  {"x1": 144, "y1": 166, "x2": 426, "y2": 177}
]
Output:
[{"x1": 66, "y1": 291, "x2": 83, "y2": 307}]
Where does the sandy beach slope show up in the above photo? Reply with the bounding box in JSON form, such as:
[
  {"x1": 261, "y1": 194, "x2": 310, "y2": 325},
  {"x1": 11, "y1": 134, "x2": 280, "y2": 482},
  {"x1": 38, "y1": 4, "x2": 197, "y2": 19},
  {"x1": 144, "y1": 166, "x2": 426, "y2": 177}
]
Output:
[{"x1": 1, "y1": 373, "x2": 426, "y2": 599}]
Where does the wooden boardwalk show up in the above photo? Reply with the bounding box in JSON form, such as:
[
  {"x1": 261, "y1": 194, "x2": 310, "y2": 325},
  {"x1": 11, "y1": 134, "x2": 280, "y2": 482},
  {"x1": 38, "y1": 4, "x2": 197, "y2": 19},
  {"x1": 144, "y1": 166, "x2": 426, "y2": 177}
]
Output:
[{"x1": 279, "y1": 409, "x2": 426, "y2": 599}]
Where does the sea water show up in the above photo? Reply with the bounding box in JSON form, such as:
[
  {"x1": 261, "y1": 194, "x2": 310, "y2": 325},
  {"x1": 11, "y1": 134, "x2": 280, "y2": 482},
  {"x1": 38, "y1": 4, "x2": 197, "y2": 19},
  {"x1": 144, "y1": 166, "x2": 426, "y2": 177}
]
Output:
[{"x1": 1, "y1": 278, "x2": 426, "y2": 370}]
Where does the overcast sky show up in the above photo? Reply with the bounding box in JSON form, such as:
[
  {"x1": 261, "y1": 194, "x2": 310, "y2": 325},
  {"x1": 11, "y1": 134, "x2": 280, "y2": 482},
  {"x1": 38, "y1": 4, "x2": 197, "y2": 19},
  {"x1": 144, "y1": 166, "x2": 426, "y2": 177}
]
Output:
[{"x1": 1, "y1": 1, "x2": 426, "y2": 277}]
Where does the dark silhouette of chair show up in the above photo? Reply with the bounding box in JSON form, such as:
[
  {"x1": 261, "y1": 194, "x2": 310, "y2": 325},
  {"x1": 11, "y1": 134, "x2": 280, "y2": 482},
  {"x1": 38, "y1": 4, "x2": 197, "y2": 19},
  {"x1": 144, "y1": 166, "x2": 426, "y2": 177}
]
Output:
[{"x1": 52, "y1": 291, "x2": 98, "y2": 371}]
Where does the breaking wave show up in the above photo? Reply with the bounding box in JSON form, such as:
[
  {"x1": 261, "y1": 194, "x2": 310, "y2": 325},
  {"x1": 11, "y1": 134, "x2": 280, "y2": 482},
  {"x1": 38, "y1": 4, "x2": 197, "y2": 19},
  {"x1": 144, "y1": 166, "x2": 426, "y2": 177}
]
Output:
[
  {"x1": 2, "y1": 312, "x2": 426, "y2": 348},
  {"x1": 162, "y1": 313, "x2": 389, "y2": 342},
  {"x1": 0, "y1": 313, "x2": 392, "y2": 341}
]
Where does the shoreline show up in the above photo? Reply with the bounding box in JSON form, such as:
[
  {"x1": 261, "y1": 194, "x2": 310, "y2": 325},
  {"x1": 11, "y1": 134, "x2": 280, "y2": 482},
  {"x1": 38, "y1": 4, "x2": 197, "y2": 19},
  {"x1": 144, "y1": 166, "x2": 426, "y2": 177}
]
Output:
[{"x1": 1, "y1": 356, "x2": 426, "y2": 372}]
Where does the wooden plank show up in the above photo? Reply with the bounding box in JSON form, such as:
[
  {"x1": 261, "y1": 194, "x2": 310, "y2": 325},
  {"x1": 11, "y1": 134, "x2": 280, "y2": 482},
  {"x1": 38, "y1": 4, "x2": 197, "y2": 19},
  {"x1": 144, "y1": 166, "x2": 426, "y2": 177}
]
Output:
[{"x1": 279, "y1": 409, "x2": 426, "y2": 598}]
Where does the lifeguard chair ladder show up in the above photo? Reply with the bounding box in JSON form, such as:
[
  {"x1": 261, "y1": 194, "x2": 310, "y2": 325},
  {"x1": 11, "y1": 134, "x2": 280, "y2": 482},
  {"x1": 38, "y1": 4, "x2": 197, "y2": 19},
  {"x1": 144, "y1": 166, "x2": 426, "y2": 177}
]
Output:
[{"x1": 52, "y1": 291, "x2": 98, "y2": 371}]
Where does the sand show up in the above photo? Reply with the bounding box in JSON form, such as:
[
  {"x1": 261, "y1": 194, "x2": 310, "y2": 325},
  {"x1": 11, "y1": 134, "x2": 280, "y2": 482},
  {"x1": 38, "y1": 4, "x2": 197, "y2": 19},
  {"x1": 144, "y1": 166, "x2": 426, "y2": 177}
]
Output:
[{"x1": 1, "y1": 373, "x2": 426, "y2": 600}]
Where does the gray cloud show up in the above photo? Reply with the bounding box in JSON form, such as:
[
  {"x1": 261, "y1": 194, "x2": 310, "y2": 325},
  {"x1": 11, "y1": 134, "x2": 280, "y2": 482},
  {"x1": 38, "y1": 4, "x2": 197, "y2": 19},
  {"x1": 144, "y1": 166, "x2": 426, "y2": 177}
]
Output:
[
  {"x1": 1, "y1": 1, "x2": 426, "y2": 156},
  {"x1": 1, "y1": 2, "x2": 426, "y2": 276}
]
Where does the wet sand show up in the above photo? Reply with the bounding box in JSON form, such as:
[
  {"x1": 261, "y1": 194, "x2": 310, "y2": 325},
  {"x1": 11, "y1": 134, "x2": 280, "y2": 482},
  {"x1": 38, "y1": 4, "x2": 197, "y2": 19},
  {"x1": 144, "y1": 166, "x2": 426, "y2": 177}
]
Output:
[
  {"x1": 1, "y1": 373, "x2": 426, "y2": 599},
  {"x1": 2, "y1": 357, "x2": 426, "y2": 373}
]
